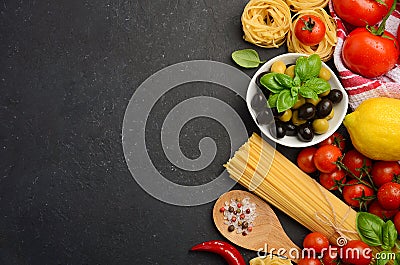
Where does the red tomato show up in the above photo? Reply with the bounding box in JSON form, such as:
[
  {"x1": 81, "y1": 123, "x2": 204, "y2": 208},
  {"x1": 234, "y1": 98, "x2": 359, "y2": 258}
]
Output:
[
  {"x1": 371, "y1": 161, "x2": 400, "y2": 187},
  {"x1": 342, "y1": 179, "x2": 375, "y2": 208},
  {"x1": 297, "y1": 147, "x2": 318, "y2": 173},
  {"x1": 393, "y1": 212, "x2": 400, "y2": 233},
  {"x1": 332, "y1": 0, "x2": 394, "y2": 27},
  {"x1": 340, "y1": 240, "x2": 372, "y2": 265},
  {"x1": 368, "y1": 199, "x2": 399, "y2": 220},
  {"x1": 303, "y1": 232, "x2": 329, "y2": 253},
  {"x1": 297, "y1": 257, "x2": 322, "y2": 265},
  {"x1": 318, "y1": 132, "x2": 346, "y2": 151},
  {"x1": 377, "y1": 182, "x2": 400, "y2": 210},
  {"x1": 294, "y1": 15, "x2": 326, "y2": 46},
  {"x1": 342, "y1": 27, "x2": 399, "y2": 78},
  {"x1": 321, "y1": 246, "x2": 339, "y2": 265},
  {"x1": 314, "y1": 145, "x2": 342, "y2": 173},
  {"x1": 342, "y1": 149, "x2": 372, "y2": 178},
  {"x1": 319, "y1": 169, "x2": 346, "y2": 190}
]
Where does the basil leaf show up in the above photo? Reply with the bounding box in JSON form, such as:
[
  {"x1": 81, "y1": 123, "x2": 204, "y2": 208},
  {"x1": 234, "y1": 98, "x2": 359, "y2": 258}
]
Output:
[
  {"x1": 260, "y1": 73, "x2": 285, "y2": 93},
  {"x1": 394, "y1": 252, "x2": 400, "y2": 265},
  {"x1": 376, "y1": 251, "x2": 393, "y2": 265},
  {"x1": 357, "y1": 212, "x2": 384, "y2": 247},
  {"x1": 307, "y1": 54, "x2": 322, "y2": 79},
  {"x1": 267, "y1": 93, "x2": 279, "y2": 108},
  {"x1": 382, "y1": 220, "x2": 397, "y2": 250},
  {"x1": 291, "y1": 86, "x2": 299, "y2": 98},
  {"x1": 295, "y1": 56, "x2": 308, "y2": 81},
  {"x1": 293, "y1": 75, "x2": 301, "y2": 87},
  {"x1": 232, "y1": 49, "x2": 265, "y2": 68},
  {"x1": 274, "y1": 73, "x2": 293, "y2": 89},
  {"x1": 295, "y1": 54, "x2": 322, "y2": 81},
  {"x1": 299, "y1": 86, "x2": 318, "y2": 100},
  {"x1": 276, "y1": 90, "x2": 296, "y2": 113},
  {"x1": 302, "y1": 77, "x2": 331, "y2": 95}
]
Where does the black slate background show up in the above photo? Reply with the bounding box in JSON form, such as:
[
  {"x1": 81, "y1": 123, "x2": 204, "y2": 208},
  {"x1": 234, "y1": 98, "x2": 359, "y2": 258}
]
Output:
[{"x1": 1, "y1": 1, "x2": 340, "y2": 264}]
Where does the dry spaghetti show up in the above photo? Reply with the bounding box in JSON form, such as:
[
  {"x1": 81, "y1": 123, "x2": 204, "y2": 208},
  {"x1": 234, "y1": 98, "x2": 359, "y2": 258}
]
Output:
[
  {"x1": 241, "y1": 0, "x2": 291, "y2": 48},
  {"x1": 224, "y1": 134, "x2": 382, "y2": 259},
  {"x1": 287, "y1": 8, "x2": 337, "y2": 61},
  {"x1": 285, "y1": 0, "x2": 329, "y2": 12}
]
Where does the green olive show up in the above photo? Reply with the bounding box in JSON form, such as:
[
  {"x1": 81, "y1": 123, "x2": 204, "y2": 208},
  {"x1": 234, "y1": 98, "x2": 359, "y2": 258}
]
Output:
[
  {"x1": 291, "y1": 110, "x2": 307, "y2": 126},
  {"x1": 312, "y1": 119, "x2": 329, "y2": 134},
  {"x1": 292, "y1": 96, "x2": 306, "y2": 109},
  {"x1": 284, "y1": 65, "x2": 296, "y2": 78},
  {"x1": 319, "y1": 67, "x2": 331, "y2": 81},
  {"x1": 271, "y1": 61, "x2": 286, "y2": 74},
  {"x1": 325, "y1": 108, "x2": 334, "y2": 120},
  {"x1": 279, "y1": 109, "x2": 292, "y2": 122},
  {"x1": 306, "y1": 97, "x2": 322, "y2": 106},
  {"x1": 319, "y1": 88, "x2": 331, "y2": 97}
]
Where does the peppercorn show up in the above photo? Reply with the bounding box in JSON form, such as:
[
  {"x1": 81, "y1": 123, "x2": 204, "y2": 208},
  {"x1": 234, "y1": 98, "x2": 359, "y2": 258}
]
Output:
[
  {"x1": 242, "y1": 221, "x2": 248, "y2": 229},
  {"x1": 236, "y1": 209, "x2": 241, "y2": 214},
  {"x1": 228, "y1": 225, "x2": 235, "y2": 232},
  {"x1": 228, "y1": 206, "x2": 234, "y2": 212},
  {"x1": 246, "y1": 209, "x2": 250, "y2": 214}
]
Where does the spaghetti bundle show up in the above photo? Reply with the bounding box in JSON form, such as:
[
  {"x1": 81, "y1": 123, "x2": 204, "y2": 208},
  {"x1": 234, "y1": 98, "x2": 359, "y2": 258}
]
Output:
[
  {"x1": 241, "y1": 0, "x2": 291, "y2": 48},
  {"x1": 225, "y1": 134, "x2": 359, "y2": 244},
  {"x1": 287, "y1": 8, "x2": 337, "y2": 61},
  {"x1": 285, "y1": 0, "x2": 329, "y2": 12}
]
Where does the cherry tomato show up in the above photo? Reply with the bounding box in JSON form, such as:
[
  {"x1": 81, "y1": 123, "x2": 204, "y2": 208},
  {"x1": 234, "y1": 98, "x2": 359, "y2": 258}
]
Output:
[
  {"x1": 303, "y1": 232, "x2": 329, "y2": 253},
  {"x1": 318, "y1": 132, "x2": 346, "y2": 151},
  {"x1": 321, "y1": 246, "x2": 339, "y2": 265},
  {"x1": 368, "y1": 199, "x2": 399, "y2": 220},
  {"x1": 332, "y1": 0, "x2": 394, "y2": 27},
  {"x1": 393, "y1": 212, "x2": 400, "y2": 234},
  {"x1": 340, "y1": 240, "x2": 372, "y2": 265},
  {"x1": 377, "y1": 182, "x2": 400, "y2": 210},
  {"x1": 342, "y1": 27, "x2": 399, "y2": 78},
  {"x1": 342, "y1": 149, "x2": 372, "y2": 178},
  {"x1": 342, "y1": 179, "x2": 375, "y2": 208},
  {"x1": 294, "y1": 15, "x2": 326, "y2": 46},
  {"x1": 319, "y1": 169, "x2": 346, "y2": 190},
  {"x1": 371, "y1": 161, "x2": 400, "y2": 187},
  {"x1": 297, "y1": 147, "x2": 318, "y2": 173},
  {"x1": 314, "y1": 145, "x2": 342, "y2": 173},
  {"x1": 297, "y1": 257, "x2": 322, "y2": 265}
]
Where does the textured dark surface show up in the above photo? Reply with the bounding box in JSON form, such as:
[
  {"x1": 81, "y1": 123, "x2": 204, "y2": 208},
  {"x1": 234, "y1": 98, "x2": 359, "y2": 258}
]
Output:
[{"x1": 1, "y1": 1, "x2": 339, "y2": 264}]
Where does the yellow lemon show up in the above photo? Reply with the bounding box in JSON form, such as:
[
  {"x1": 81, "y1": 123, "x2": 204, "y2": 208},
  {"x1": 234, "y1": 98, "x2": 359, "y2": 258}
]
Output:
[{"x1": 343, "y1": 97, "x2": 400, "y2": 161}]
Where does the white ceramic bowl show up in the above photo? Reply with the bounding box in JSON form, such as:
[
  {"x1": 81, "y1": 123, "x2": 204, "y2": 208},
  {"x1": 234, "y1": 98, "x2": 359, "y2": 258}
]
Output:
[{"x1": 246, "y1": 53, "x2": 349, "y2": 148}]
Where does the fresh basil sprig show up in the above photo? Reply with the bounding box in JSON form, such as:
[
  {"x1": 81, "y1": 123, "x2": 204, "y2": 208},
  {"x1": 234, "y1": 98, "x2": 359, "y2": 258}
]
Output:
[
  {"x1": 260, "y1": 54, "x2": 330, "y2": 113},
  {"x1": 356, "y1": 212, "x2": 399, "y2": 265},
  {"x1": 231, "y1": 49, "x2": 266, "y2": 68}
]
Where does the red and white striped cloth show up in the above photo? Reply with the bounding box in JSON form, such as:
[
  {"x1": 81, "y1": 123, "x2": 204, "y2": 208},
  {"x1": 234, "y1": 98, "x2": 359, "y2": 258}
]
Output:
[{"x1": 329, "y1": 1, "x2": 400, "y2": 110}]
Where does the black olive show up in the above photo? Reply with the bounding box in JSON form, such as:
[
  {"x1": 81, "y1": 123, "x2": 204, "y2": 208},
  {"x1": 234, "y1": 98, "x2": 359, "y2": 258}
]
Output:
[
  {"x1": 297, "y1": 103, "x2": 316, "y2": 120},
  {"x1": 270, "y1": 121, "x2": 286, "y2": 139},
  {"x1": 297, "y1": 123, "x2": 314, "y2": 142},
  {"x1": 327, "y1": 89, "x2": 343, "y2": 104},
  {"x1": 285, "y1": 122, "x2": 298, "y2": 136},
  {"x1": 316, "y1": 98, "x2": 333, "y2": 118},
  {"x1": 271, "y1": 107, "x2": 283, "y2": 118},
  {"x1": 251, "y1": 93, "x2": 267, "y2": 112},
  {"x1": 256, "y1": 109, "x2": 273, "y2": 125}
]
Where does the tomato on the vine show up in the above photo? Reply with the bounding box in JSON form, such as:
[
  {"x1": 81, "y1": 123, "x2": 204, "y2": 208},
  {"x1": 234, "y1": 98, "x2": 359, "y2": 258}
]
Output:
[
  {"x1": 318, "y1": 132, "x2": 346, "y2": 151},
  {"x1": 302, "y1": 232, "x2": 329, "y2": 253},
  {"x1": 332, "y1": 0, "x2": 394, "y2": 27},
  {"x1": 393, "y1": 212, "x2": 400, "y2": 234},
  {"x1": 319, "y1": 169, "x2": 346, "y2": 190},
  {"x1": 342, "y1": 179, "x2": 375, "y2": 208},
  {"x1": 314, "y1": 145, "x2": 342, "y2": 173},
  {"x1": 294, "y1": 15, "x2": 326, "y2": 46},
  {"x1": 342, "y1": 149, "x2": 372, "y2": 178},
  {"x1": 340, "y1": 240, "x2": 372, "y2": 265},
  {"x1": 371, "y1": 161, "x2": 400, "y2": 187},
  {"x1": 368, "y1": 199, "x2": 399, "y2": 220},
  {"x1": 297, "y1": 257, "x2": 322, "y2": 265},
  {"x1": 377, "y1": 182, "x2": 400, "y2": 210},
  {"x1": 342, "y1": 27, "x2": 399, "y2": 78},
  {"x1": 297, "y1": 147, "x2": 318, "y2": 173},
  {"x1": 321, "y1": 247, "x2": 338, "y2": 265}
]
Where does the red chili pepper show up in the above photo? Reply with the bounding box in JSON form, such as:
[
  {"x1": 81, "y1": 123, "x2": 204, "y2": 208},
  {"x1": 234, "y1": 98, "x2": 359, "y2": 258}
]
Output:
[{"x1": 190, "y1": 240, "x2": 246, "y2": 265}]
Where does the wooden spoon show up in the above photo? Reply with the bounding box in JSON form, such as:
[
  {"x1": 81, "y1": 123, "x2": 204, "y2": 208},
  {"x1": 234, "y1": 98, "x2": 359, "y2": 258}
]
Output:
[{"x1": 213, "y1": 190, "x2": 301, "y2": 262}]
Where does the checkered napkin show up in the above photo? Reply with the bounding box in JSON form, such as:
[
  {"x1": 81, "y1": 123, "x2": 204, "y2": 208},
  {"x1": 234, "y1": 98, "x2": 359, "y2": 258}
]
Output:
[{"x1": 328, "y1": 1, "x2": 400, "y2": 110}]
